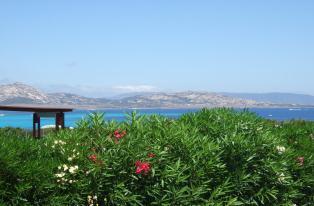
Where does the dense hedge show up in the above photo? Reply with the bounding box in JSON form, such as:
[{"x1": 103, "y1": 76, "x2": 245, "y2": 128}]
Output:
[{"x1": 0, "y1": 108, "x2": 313, "y2": 205}]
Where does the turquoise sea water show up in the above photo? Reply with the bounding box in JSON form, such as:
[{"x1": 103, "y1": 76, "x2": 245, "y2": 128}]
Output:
[{"x1": 1, "y1": 108, "x2": 314, "y2": 129}]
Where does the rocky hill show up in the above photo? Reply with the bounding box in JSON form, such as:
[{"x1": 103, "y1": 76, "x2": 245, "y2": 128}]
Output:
[
  {"x1": 0, "y1": 83, "x2": 111, "y2": 107},
  {"x1": 0, "y1": 82, "x2": 287, "y2": 108},
  {"x1": 0, "y1": 83, "x2": 50, "y2": 104},
  {"x1": 113, "y1": 92, "x2": 268, "y2": 108},
  {"x1": 223, "y1": 92, "x2": 314, "y2": 106}
]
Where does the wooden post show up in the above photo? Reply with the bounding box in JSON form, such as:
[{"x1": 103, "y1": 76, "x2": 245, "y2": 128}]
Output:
[
  {"x1": 32, "y1": 113, "x2": 41, "y2": 138},
  {"x1": 55, "y1": 113, "x2": 59, "y2": 131},
  {"x1": 37, "y1": 113, "x2": 41, "y2": 138},
  {"x1": 33, "y1": 113, "x2": 36, "y2": 138},
  {"x1": 61, "y1": 112, "x2": 65, "y2": 129}
]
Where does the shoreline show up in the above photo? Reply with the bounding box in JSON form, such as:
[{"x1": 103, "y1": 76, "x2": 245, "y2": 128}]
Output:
[
  {"x1": 2, "y1": 104, "x2": 314, "y2": 111},
  {"x1": 72, "y1": 105, "x2": 314, "y2": 111}
]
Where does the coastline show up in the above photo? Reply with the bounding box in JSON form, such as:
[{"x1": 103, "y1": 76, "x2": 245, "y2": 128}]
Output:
[
  {"x1": 71, "y1": 105, "x2": 314, "y2": 111},
  {"x1": 2, "y1": 102, "x2": 314, "y2": 112}
]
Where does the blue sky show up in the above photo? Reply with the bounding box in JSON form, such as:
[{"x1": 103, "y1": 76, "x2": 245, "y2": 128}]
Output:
[{"x1": 0, "y1": 0, "x2": 313, "y2": 96}]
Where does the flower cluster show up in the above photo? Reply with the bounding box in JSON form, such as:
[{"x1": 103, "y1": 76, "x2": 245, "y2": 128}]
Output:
[
  {"x1": 135, "y1": 161, "x2": 151, "y2": 175},
  {"x1": 88, "y1": 154, "x2": 103, "y2": 165},
  {"x1": 87, "y1": 195, "x2": 99, "y2": 206},
  {"x1": 276, "y1": 146, "x2": 286, "y2": 154},
  {"x1": 113, "y1": 129, "x2": 126, "y2": 140},
  {"x1": 68, "y1": 149, "x2": 80, "y2": 161},
  {"x1": 51, "y1": 140, "x2": 66, "y2": 149},
  {"x1": 55, "y1": 164, "x2": 79, "y2": 184},
  {"x1": 274, "y1": 124, "x2": 283, "y2": 128},
  {"x1": 89, "y1": 154, "x2": 97, "y2": 162}
]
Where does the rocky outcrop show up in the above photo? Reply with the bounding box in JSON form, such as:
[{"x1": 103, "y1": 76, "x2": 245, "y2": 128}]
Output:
[{"x1": 0, "y1": 82, "x2": 50, "y2": 104}]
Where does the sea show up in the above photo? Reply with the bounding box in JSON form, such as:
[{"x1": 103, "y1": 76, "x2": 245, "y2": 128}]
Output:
[{"x1": 0, "y1": 108, "x2": 314, "y2": 129}]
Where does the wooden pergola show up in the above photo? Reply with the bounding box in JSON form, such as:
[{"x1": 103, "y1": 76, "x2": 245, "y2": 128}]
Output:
[{"x1": 0, "y1": 105, "x2": 73, "y2": 138}]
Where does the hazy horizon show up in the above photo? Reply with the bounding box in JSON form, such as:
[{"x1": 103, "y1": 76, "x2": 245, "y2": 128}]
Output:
[
  {"x1": 2, "y1": 79, "x2": 314, "y2": 98},
  {"x1": 1, "y1": 1, "x2": 313, "y2": 96}
]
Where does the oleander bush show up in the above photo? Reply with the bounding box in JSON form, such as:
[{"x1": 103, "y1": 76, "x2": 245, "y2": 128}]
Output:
[{"x1": 0, "y1": 108, "x2": 313, "y2": 205}]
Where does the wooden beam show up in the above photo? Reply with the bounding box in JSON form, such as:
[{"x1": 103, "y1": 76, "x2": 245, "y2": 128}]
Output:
[{"x1": 0, "y1": 105, "x2": 72, "y2": 112}]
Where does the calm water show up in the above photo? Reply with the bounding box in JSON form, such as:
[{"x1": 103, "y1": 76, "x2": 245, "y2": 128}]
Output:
[{"x1": 0, "y1": 108, "x2": 314, "y2": 129}]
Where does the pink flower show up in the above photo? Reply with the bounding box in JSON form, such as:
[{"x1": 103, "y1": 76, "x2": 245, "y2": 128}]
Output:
[
  {"x1": 148, "y1": 153, "x2": 156, "y2": 158},
  {"x1": 135, "y1": 161, "x2": 151, "y2": 175},
  {"x1": 89, "y1": 154, "x2": 97, "y2": 162},
  {"x1": 88, "y1": 154, "x2": 103, "y2": 165},
  {"x1": 114, "y1": 129, "x2": 127, "y2": 140},
  {"x1": 135, "y1": 160, "x2": 142, "y2": 167}
]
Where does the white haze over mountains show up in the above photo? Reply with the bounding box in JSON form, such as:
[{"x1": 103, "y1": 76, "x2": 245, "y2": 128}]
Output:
[
  {"x1": 112, "y1": 85, "x2": 158, "y2": 93},
  {"x1": 0, "y1": 79, "x2": 13, "y2": 85},
  {"x1": 37, "y1": 83, "x2": 160, "y2": 98},
  {"x1": 0, "y1": 79, "x2": 161, "y2": 98}
]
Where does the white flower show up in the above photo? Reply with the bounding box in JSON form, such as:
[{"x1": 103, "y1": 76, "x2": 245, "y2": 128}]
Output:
[
  {"x1": 58, "y1": 166, "x2": 62, "y2": 170},
  {"x1": 63, "y1": 164, "x2": 68, "y2": 171},
  {"x1": 55, "y1": 172, "x2": 65, "y2": 178},
  {"x1": 276, "y1": 146, "x2": 286, "y2": 154},
  {"x1": 69, "y1": 180, "x2": 73, "y2": 184},
  {"x1": 68, "y1": 157, "x2": 73, "y2": 161},
  {"x1": 93, "y1": 195, "x2": 97, "y2": 200},
  {"x1": 85, "y1": 170, "x2": 91, "y2": 175},
  {"x1": 69, "y1": 165, "x2": 78, "y2": 174},
  {"x1": 69, "y1": 168, "x2": 75, "y2": 174},
  {"x1": 55, "y1": 140, "x2": 66, "y2": 145}
]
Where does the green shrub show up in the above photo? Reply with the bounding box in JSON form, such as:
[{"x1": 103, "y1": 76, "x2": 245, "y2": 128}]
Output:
[{"x1": 0, "y1": 109, "x2": 313, "y2": 205}]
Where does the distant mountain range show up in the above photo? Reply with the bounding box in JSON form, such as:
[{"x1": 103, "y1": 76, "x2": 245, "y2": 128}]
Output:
[
  {"x1": 222, "y1": 92, "x2": 314, "y2": 105},
  {"x1": 0, "y1": 82, "x2": 311, "y2": 109}
]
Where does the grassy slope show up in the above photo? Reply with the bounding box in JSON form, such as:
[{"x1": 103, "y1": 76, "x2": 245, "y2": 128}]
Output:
[{"x1": 0, "y1": 108, "x2": 313, "y2": 205}]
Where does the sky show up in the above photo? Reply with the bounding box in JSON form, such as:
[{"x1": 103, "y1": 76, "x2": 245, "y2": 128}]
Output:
[{"x1": 0, "y1": 0, "x2": 314, "y2": 97}]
